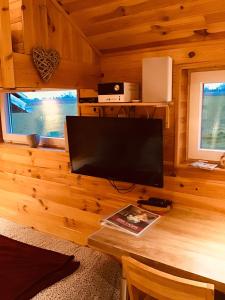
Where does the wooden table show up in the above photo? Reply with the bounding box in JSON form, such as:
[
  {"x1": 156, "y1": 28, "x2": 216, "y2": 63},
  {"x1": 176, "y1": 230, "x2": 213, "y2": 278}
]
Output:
[{"x1": 88, "y1": 205, "x2": 225, "y2": 293}]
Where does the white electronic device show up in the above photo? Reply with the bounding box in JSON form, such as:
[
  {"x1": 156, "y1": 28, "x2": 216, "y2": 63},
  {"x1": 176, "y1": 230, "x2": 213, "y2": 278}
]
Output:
[
  {"x1": 98, "y1": 82, "x2": 139, "y2": 103},
  {"x1": 142, "y1": 56, "x2": 172, "y2": 102}
]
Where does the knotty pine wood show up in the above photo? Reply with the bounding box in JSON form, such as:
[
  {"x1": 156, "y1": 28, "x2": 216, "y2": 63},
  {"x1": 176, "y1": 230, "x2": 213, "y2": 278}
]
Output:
[
  {"x1": 3, "y1": 0, "x2": 101, "y2": 89},
  {"x1": 174, "y1": 67, "x2": 189, "y2": 165},
  {"x1": 12, "y1": 52, "x2": 100, "y2": 89},
  {"x1": 9, "y1": 0, "x2": 100, "y2": 57},
  {"x1": 1, "y1": 0, "x2": 225, "y2": 250},
  {"x1": 0, "y1": 0, "x2": 15, "y2": 88},
  {"x1": 60, "y1": 0, "x2": 225, "y2": 54},
  {"x1": 100, "y1": 41, "x2": 225, "y2": 167},
  {"x1": 89, "y1": 206, "x2": 225, "y2": 292},
  {"x1": 9, "y1": 0, "x2": 23, "y2": 53},
  {"x1": 1, "y1": 144, "x2": 225, "y2": 245}
]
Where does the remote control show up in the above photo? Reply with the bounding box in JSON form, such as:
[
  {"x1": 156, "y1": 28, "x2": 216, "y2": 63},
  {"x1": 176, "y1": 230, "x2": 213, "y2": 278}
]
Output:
[{"x1": 137, "y1": 198, "x2": 172, "y2": 208}]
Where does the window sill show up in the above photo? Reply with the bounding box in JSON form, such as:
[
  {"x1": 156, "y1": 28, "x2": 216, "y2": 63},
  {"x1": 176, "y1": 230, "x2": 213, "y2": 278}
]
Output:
[
  {"x1": 175, "y1": 163, "x2": 225, "y2": 181},
  {"x1": 0, "y1": 142, "x2": 67, "y2": 155}
]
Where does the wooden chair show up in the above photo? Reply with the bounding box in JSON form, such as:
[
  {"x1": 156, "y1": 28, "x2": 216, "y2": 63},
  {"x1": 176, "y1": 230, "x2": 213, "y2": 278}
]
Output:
[{"x1": 122, "y1": 256, "x2": 214, "y2": 300}]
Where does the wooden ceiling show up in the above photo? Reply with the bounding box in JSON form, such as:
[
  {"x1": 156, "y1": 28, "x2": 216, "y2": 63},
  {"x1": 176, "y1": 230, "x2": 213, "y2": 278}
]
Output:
[{"x1": 59, "y1": 0, "x2": 225, "y2": 54}]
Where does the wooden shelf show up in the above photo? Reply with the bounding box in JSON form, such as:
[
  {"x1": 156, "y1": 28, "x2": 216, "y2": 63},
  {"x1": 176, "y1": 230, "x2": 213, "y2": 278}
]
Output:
[
  {"x1": 78, "y1": 102, "x2": 171, "y2": 108},
  {"x1": 78, "y1": 102, "x2": 171, "y2": 128}
]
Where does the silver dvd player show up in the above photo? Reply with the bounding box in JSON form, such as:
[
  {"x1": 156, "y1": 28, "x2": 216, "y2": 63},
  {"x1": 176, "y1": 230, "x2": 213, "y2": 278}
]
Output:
[{"x1": 98, "y1": 82, "x2": 139, "y2": 103}]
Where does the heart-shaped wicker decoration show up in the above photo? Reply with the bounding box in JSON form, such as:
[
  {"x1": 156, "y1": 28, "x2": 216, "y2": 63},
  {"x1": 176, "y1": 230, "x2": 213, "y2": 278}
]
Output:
[{"x1": 32, "y1": 47, "x2": 60, "y2": 82}]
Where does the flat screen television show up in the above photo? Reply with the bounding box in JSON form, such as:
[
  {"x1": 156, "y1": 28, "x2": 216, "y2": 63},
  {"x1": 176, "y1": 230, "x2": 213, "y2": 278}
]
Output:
[{"x1": 66, "y1": 116, "x2": 163, "y2": 187}]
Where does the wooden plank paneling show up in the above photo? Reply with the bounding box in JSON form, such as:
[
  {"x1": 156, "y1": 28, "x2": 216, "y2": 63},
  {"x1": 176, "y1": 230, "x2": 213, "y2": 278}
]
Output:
[
  {"x1": 0, "y1": 143, "x2": 225, "y2": 245},
  {"x1": 60, "y1": 0, "x2": 225, "y2": 54},
  {"x1": 100, "y1": 41, "x2": 225, "y2": 169},
  {"x1": 6, "y1": 0, "x2": 101, "y2": 89},
  {"x1": 21, "y1": 0, "x2": 45, "y2": 53},
  {"x1": 0, "y1": 188, "x2": 101, "y2": 244},
  {"x1": 13, "y1": 52, "x2": 100, "y2": 89},
  {"x1": 63, "y1": 0, "x2": 145, "y2": 30},
  {"x1": 174, "y1": 67, "x2": 188, "y2": 165},
  {"x1": 1, "y1": 0, "x2": 225, "y2": 247},
  {"x1": 9, "y1": 0, "x2": 23, "y2": 53},
  {"x1": 0, "y1": 0, "x2": 15, "y2": 88}
]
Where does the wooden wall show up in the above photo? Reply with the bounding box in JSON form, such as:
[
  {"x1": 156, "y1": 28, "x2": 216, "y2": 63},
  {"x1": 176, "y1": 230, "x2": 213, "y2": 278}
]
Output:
[
  {"x1": 0, "y1": 0, "x2": 101, "y2": 89},
  {"x1": 0, "y1": 0, "x2": 15, "y2": 88},
  {"x1": 9, "y1": 0, "x2": 22, "y2": 53},
  {"x1": 1, "y1": 3, "x2": 225, "y2": 245},
  {"x1": 101, "y1": 40, "x2": 225, "y2": 167},
  {"x1": 1, "y1": 143, "x2": 225, "y2": 245}
]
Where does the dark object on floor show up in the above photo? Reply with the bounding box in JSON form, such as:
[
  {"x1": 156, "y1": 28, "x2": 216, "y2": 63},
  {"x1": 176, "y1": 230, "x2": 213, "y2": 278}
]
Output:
[
  {"x1": 137, "y1": 198, "x2": 172, "y2": 208},
  {"x1": 0, "y1": 234, "x2": 80, "y2": 300}
]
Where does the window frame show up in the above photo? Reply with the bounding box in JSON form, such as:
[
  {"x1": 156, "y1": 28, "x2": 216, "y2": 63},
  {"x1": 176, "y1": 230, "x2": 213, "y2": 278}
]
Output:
[
  {"x1": 0, "y1": 91, "x2": 77, "y2": 149},
  {"x1": 188, "y1": 70, "x2": 225, "y2": 161}
]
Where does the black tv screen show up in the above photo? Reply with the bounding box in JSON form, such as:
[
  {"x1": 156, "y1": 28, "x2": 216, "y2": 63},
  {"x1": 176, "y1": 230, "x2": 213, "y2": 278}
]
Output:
[{"x1": 66, "y1": 116, "x2": 163, "y2": 187}]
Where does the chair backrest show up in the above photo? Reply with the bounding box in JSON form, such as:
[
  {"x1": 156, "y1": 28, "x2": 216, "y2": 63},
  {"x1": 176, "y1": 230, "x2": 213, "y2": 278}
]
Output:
[{"x1": 122, "y1": 256, "x2": 214, "y2": 300}]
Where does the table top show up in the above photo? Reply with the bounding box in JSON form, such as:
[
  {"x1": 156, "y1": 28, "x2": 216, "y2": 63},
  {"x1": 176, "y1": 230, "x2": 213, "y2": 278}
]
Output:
[{"x1": 88, "y1": 205, "x2": 225, "y2": 292}]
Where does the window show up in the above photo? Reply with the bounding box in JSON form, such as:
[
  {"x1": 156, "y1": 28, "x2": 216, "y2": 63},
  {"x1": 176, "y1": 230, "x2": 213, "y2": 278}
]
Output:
[
  {"x1": 1, "y1": 90, "x2": 77, "y2": 148},
  {"x1": 189, "y1": 70, "x2": 225, "y2": 161}
]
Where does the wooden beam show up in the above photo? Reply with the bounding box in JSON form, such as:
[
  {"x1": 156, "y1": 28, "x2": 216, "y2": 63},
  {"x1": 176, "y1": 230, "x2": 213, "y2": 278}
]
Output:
[
  {"x1": 82, "y1": 1, "x2": 214, "y2": 36},
  {"x1": 85, "y1": 0, "x2": 196, "y2": 24},
  {"x1": 93, "y1": 30, "x2": 198, "y2": 53},
  {"x1": 100, "y1": 30, "x2": 225, "y2": 54},
  {"x1": 62, "y1": 0, "x2": 125, "y2": 13},
  {"x1": 89, "y1": 16, "x2": 205, "y2": 46},
  {"x1": 65, "y1": 0, "x2": 145, "y2": 29},
  {"x1": 0, "y1": 0, "x2": 15, "y2": 88}
]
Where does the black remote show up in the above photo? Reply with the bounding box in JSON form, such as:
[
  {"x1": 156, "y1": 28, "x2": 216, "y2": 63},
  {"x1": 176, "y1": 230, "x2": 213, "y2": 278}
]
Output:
[{"x1": 137, "y1": 198, "x2": 172, "y2": 208}]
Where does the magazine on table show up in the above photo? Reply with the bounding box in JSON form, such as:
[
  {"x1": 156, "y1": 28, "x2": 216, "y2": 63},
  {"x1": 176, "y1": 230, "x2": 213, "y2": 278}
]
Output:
[{"x1": 101, "y1": 204, "x2": 160, "y2": 236}]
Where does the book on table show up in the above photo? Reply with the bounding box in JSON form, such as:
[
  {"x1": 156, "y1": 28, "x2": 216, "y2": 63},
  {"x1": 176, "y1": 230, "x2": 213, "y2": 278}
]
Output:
[{"x1": 101, "y1": 204, "x2": 160, "y2": 236}]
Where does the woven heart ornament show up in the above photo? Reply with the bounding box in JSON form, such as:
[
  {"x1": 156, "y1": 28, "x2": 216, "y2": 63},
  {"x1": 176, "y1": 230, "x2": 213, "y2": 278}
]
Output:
[{"x1": 32, "y1": 48, "x2": 60, "y2": 82}]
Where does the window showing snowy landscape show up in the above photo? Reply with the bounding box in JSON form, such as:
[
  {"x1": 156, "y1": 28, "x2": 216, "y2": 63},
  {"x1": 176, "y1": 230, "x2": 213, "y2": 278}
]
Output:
[
  {"x1": 201, "y1": 83, "x2": 225, "y2": 150},
  {"x1": 8, "y1": 90, "x2": 77, "y2": 138}
]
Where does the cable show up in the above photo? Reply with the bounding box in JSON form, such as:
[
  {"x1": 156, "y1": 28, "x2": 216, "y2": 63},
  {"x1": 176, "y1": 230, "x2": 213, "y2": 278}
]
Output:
[
  {"x1": 108, "y1": 179, "x2": 136, "y2": 194},
  {"x1": 144, "y1": 107, "x2": 150, "y2": 119},
  {"x1": 151, "y1": 107, "x2": 157, "y2": 119},
  {"x1": 110, "y1": 181, "x2": 136, "y2": 194},
  {"x1": 144, "y1": 106, "x2": 157, "y2": 119},
  {"x1": 116, "y1": 106, "x2": 128, "y2": 118}
]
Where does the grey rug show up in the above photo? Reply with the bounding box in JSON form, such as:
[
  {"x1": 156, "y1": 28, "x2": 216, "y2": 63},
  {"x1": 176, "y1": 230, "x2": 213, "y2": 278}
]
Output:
[{"x1": 0, "y1": 217, "x2": 121, "y2": 300}]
